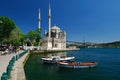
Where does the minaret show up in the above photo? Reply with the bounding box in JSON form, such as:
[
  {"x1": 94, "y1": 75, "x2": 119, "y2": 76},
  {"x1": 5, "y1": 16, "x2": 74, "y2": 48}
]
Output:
[
  {"x1": 38, "y1": 8, "x2": 41, "y2": 32},
  {"x1": 48, "y1": 3, "x2": 51, "y2": 38}
]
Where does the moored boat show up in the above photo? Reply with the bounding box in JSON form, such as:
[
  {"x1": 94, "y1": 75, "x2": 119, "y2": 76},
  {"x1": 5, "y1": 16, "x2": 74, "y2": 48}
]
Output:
[
  {"x1": 57, "y1": 61, "x2": 98, "y2": 68},
  {"x1": 41, "y1": 56, "x2": 75, "y2": 64}
]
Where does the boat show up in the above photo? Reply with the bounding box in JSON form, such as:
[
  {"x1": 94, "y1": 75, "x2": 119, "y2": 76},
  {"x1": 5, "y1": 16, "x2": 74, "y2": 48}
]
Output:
[
  {"x1": 41, "y1": 56, "x2": 75, "y2": 64},
  {"x1": 57, "y1": 61, "x2": 98, "y2": 68}
]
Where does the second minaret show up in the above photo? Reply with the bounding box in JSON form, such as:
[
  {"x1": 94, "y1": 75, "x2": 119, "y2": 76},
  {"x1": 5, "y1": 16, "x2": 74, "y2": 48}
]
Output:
[
  {"x1": 48, "y1": 3, "x2": 51, "y2": 38},
  {"x1": 38, "y1": 8, "x2": 41, "y2": 32}
]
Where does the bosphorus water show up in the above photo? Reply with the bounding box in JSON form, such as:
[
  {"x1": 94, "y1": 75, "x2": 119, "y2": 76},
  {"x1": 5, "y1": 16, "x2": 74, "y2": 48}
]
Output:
[{"x1": 24, "y1": 48, "x2": 120, "y2": 80}]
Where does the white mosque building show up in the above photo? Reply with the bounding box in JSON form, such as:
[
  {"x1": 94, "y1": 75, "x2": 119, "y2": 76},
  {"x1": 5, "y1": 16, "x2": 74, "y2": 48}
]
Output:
[{"x1": 38, "y1": 4, "x2": 66, "y2": 50}]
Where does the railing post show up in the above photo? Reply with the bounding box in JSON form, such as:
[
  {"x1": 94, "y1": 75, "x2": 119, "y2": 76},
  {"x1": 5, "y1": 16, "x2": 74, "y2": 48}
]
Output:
[{"x1": 1, "y1": 72, "x2": 8, "y2": 80}]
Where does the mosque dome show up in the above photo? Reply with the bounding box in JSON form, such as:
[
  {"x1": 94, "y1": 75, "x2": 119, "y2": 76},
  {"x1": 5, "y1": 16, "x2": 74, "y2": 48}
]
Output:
[
  {"x1": 51, "y1": 25, "x2": 61, "y2": 30},
  {"x1": 51, "y1": 25, "x2": 61, "y2": 32}
]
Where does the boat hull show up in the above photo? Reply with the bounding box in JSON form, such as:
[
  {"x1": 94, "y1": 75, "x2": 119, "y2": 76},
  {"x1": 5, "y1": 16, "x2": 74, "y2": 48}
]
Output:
[
  {"x1": 41, "y1": 56, "x2": 75, "y2": 64},
  {"x1": 57, "y1": 62, "x2": 98, "y2": 68},
  {"x1": 58, "y1": 64, "x2": 97, "y2": 68}
]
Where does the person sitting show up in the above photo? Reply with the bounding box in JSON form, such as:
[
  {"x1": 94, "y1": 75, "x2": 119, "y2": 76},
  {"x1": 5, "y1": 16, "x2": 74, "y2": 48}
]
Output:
[{"x1": 4, "y1": 48, "x2": 9, "y2": 55}]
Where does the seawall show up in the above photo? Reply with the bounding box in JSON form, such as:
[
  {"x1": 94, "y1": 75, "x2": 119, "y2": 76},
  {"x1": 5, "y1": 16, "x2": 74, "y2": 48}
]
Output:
[
  {"x1": 31, "y1": 48, "x2": 80, "y2": 53},
  {"x1": 9, "y1": 51, "x2": 30, "y2": 80}
]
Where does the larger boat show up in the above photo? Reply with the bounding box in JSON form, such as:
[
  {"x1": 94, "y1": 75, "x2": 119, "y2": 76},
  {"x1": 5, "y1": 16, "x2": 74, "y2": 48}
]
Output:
[
  {"x1": 57, "y1": 61, "x2": 98, "y2": 68},
  {"x1": 41, "y1": 56, "x2": 75, "y2": 64}
]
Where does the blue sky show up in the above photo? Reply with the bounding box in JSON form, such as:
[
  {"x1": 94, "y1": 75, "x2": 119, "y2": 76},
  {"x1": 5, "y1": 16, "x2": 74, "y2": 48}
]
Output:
[{"x1": 0, "y1": 0, "x2": 120, "y2": 43}]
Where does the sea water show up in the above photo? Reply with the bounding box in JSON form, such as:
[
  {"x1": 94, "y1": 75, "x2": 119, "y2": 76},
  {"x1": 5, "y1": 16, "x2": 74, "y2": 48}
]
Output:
[{"x1": 24, "y1": 48, "x2": 120, "y2": 80}]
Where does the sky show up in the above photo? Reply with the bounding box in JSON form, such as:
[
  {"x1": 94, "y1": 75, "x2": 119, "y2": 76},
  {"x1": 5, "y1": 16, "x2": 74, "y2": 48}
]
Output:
[{"x1": 0, "y1": 0, "x2": 120, "y2": 43}]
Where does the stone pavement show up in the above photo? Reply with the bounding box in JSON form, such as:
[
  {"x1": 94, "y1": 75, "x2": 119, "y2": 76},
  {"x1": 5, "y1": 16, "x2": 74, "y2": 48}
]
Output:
[
  {"x1": 10, "y1": 51, "x2": 29, "y2": 80},
  {"x1": 0, "y1": 50, "x2": 24, "y2": 80}
]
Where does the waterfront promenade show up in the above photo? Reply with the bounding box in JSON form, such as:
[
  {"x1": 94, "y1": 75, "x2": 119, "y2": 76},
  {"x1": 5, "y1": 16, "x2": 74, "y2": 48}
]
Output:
[
  {"x1": 10, "y1": 51, "x2": 29, "y2": 80},
  {"x1": 0, "y1": 53, "x2": 16, "y2": 78},
  {"x1": 0, "y1": 50, "x2": 26, "y2": 80}
]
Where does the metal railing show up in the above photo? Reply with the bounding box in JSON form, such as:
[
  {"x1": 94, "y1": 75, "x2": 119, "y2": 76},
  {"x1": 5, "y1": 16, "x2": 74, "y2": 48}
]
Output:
[{"x1": 1, "y1": 50, "x2": 28, "y2": 80}]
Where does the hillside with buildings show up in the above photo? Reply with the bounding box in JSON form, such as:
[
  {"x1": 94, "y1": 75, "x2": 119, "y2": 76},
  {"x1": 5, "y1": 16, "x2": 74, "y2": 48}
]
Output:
[{"x1": 67, "y1": 41, "x2": 120, "y2": 48}]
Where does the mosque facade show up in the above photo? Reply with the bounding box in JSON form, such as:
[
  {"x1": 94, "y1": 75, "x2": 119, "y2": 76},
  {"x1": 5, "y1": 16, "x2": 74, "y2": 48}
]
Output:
[{"x1": 38, "y1": 4, "x2": 66, "y2": 50}]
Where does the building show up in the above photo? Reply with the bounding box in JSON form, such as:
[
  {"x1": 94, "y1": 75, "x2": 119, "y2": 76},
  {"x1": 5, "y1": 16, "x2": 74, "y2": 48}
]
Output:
[{"x1": 38, "y1": 4, "x2": 66, "y2": 50}]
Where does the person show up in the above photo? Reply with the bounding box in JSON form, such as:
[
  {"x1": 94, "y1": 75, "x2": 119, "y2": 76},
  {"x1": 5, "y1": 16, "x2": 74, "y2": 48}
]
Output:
[
  {"x1": 4, "y1": 48, "x2": 9, "y2": 55},
  {"x1": 13, "y1": 46, "x2": 17, "y2": 53},
  {"x1": 1, "y1": 48, "x2": 9, "y2": 55}
]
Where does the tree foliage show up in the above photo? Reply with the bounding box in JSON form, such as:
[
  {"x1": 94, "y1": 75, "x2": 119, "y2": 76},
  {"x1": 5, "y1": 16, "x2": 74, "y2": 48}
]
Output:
[
  {"x1": 26, "y1": 30, "x2": 41, "y2": 46},
  {"x1": 0, "y1": 16, "x2": 16, "y2": 45},
  {"x1": 0, "y1": 16, "x2": 41, "y2": 47},
  {"x1": 10, "y1": 27, "x2": 26, "y2": 46}
]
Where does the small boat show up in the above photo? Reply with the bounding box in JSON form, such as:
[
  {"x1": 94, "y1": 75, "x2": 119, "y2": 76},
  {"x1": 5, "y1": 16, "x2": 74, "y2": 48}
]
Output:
[
  {"x1": 41, "y1": 56, "x2": 75, "y2": 64},
  {"x1": 57, "y1": 61, "x2": 98, "y2": 68}
]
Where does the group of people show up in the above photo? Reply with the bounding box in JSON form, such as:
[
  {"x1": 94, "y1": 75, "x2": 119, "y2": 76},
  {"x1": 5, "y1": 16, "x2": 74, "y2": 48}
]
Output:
[{"x1": 0, "y1": 46, "x2": 20, "y2": 55}]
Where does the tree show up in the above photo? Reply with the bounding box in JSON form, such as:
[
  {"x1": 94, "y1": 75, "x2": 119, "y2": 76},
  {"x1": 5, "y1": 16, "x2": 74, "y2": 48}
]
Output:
[
  {"x1": 26, "y1": 30, "x2": 41, "y2": 46},
  {"x1": 0, "y1": 16, "x2": 16, "y2": 46},
  {"x1": 10, "y1": 27, "x2": 26, "y2": 46}
]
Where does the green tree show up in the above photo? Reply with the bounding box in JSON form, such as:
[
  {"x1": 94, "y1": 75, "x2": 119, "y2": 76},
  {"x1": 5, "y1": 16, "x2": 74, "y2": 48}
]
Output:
[
  {"x1": 26, "y1": 30, "x2": 41, "y2": 46},
  {"x1": 10, "y1": 27, "x2": 26, "y2": 46},
  {"x1": 0, "y1": 16, "x2": 16, "y2": 46}
]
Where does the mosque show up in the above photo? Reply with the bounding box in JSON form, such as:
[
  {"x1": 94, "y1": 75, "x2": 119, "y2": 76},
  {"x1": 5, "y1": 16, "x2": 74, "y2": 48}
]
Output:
[{"x1": 38, "y1": 4, "x2": 66, "y2": 50}]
